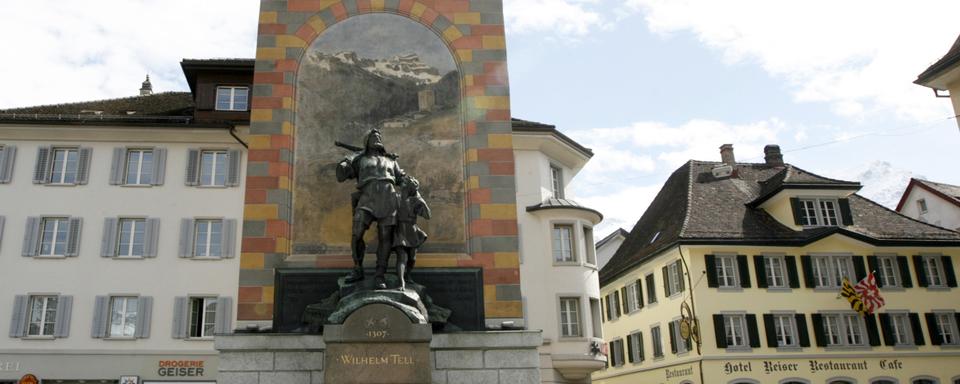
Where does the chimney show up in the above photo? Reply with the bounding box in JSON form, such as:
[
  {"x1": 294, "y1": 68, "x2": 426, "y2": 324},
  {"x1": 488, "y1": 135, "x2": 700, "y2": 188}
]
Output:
[
  {"x1": 719, "y1": 144, "x2": 735, "y2": 165},
  {"x1": 139, "y1": 75, "x2": 153, "y2": 96},
  {"x1": 764, "y1": 144, "x2": 784, "y2": 167}
]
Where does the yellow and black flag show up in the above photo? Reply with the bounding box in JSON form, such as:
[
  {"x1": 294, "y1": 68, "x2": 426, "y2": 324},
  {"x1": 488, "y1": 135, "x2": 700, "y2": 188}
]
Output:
[{"x1": 840, "y1": 278, "x2": 867, "y2": 315}]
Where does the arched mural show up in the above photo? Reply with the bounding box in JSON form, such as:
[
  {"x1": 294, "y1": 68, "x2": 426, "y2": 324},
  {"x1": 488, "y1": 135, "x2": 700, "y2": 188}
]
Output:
[{"x1": 292, "y1": 13, "x2": 465, "y2": 257}]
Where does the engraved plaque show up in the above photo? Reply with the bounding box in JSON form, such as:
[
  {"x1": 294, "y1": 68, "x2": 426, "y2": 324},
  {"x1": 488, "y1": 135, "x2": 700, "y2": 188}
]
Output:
[{"x1": 325, "y1": 304, "x2": 431, "y2": 384}]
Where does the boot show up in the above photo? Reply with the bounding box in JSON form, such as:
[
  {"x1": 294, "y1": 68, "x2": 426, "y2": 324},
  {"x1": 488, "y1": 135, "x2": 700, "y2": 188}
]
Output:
[
  {"x1": 374, "y1": 265, "x2": 388, "y2": 289},
  {"x1": 344, "y1": 267, "x2": 364, "y2": 283}
]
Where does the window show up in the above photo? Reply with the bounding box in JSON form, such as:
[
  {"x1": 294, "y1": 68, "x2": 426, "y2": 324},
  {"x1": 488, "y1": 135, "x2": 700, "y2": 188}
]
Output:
[
  {"x1": 798, "y1": 198, "x2": 839, "y2": 226},
  {"x1": 608, "y1": 338, "x2": 624, "y2": 367},
  {"x1": 10, "y1": 295, "x2": 72, "y2": 338},
  {"x1": 663, "y1": 260, "x2": 684, "y2": 296},
  {"x1": 194, "y1": 219, "x2": 223, "y2": 257},
  {"x1": 923, "y1": 256, "x2": 946, "y2": 287},
  {"x1": 559, "y1": 297, "x2": 581, "y2": 337},
  {"x1": 33, "y1": 146, "x2": 91, "y2": 185},
  {"x1": 185, "y1": 149, "x2": 240, "y2": 187},
  {"x1": 22, "y1": 217, "x2": 82, "y2": 258},
  {"x1": 889, "y1": 313, "x2": 912, "y2": 346},
  {"x1": 27, "y1": 295, "x2": 58, "y2": 336},
  {"x1": 109, "y1": 297, "x2": 139, "y2": 338},
  {"x1": 812, "y1": 255, "x2": 854, "y2": 288},
  {"x1": 822, "y1": 313, "x2": 866, "y2": 346},
  {"x1": 930, "y1": 312, "x2": 959, "y2": 345},
  {"x1": 651, "y1": 325, "x2": 664, "y2": 358},
  {"x1": 49, "y1": 148, "x2": 79, "y2": 184},
  {"x1": 605, "y1": 291, "x2": 621, "y2": 321},
  {"x1": 772, "y1": 314, "x2": 798, "y2": 347},
  {"x1": 716, "y1": 255, "x2": 739, "y2": 288},
  {"x1": 589, "y1": 298, "x2": 602, "y2": 338},
  {"x1": 125, "y1": 149, "x2": 153, "y2": 185},
  {"x1": 625, "y1": 281, "x2": 642, "y2": 313},
  {"x1": 583, "y1": 227, "x2": 596, "y2": 265},
  {"x1": 215, "y1": 86, "x2": 249, "y2": 111},
  {"x1": 917, "y1": 198, "x2": 928, "y2": 214},
  {"x1": 117, "y1": 218, "x2": 146, "y2": 257},
  {"x1": 670, "y1": 319, "x2": 692, "y2": 353},
  {"x1": 627, "y1": 331, "x2": 644, "y2": 363},
  {"x1": 765, "y1": 256, "x2": 788, "y2": 288},
  {"x1": 200, "y1": 150, "x2": 228, "y2": 186},
  {"x1": 877, "y1": 256, "x2": 901, "y2": 288},
  {"x1": 550, "y1": 164, "x2": 564, "y2": 199},
  {"x1": 725, "y1": 314, "x2": 749, "y2": 347},
  {"x1": 645, "y1": 273, "x2": 657, "y2": 304},
  {"x1": 39, "y1": 217, "x2": 69, "y2": 256},
  {"x1": 552, "y1": 224, "x2": 575, "y2": 263},
  {"x1": 189, "y1": 297, "x2": 218, "y2": 338}
]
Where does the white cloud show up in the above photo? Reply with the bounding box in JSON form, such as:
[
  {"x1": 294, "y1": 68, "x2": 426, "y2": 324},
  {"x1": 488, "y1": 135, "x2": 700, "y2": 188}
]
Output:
[
  {"x1": 503, "y1": 0, "x2": 606, "y2": 36},
  {"x1": 578, "y1": 184, "x2": 663, "y2": 236},
  {"x1": 0, "y1": 0, "x2": 259, "y2": 108},
  {"x1": 622, "y1": 0, "x2": 960, "y2": 122}
]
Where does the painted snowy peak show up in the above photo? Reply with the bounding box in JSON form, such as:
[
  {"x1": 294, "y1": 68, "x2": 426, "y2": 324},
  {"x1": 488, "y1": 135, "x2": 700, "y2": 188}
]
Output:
[{"x1": 313, "y1": 51, "x2": 443, "y2": 85}]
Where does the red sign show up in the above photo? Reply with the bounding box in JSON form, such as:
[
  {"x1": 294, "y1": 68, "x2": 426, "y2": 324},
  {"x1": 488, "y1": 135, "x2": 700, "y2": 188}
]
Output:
[{"x1": 18, "y1": 374, "x2": 39, "y2": 384}]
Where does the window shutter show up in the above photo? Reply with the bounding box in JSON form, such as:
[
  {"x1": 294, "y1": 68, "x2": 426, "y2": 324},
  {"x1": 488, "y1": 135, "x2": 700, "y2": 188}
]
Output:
[
  {"x1": 878, "y1": 313, "x2": 893, "y2": 346},
  {"x1": 913, "y1": 255, "x2": 928, "y2": 287},
  {"x1": 613, "y1": 291, "x2": 621, "y2": 318},
  {"x1": 144, "y1": 218, "x2": 160, "y2": 258},
  {"x1": 668, "y1": 321, "x2": 677, "y2": 354},
  {"x1": 867, "y1": 256, "x2": 881, "y2": 287},
  {"x1": 185, "y1": 149, "x2": 200, "y2": 186},
  {"x1": 645, "y1": 274, "x2": 656, "y2": 304},
  {"x1": 737, "y1": 255, "x2": 751, "y2": 288},
  {"x1": 864, "y1": 314, "x2": 881, "y2": 346},
  {"x1": 53, "y1": 295, "x2": 73, "y2": 338},
  {"x1": 172, "y1": 296, "x2": 189, "y2": 339},
  {"x1": 620, "y1": 287, "x2": 628, "y2": 313},
  {"x1": 626, "y1": 334, "x2": 635, "y2": 363},
  {"x1": 795, "y1": 314, "x2": 810, "y2": 347},
  {"x1": 705, "y1": 254, "x2": 718, "y2": 288},
  {"x1": 135, "y1": 296, "x2": 153, "y2": 339},
  {"x1": 898, "y1": 256, "x2": 913, "y2": 288},
  {"x1": 790, "y1": 197, "x2": 803, "y2": 225},
  {"x1": 600, "y1": 296, "x2": 605, "y2": 322},
  {"x1": 221, "y1": 219, "x2": 237, "y2": 259},
  {"x1": 635, "y1": 279, "x2": 644, "y2": 309},
  {"x1": 226, "y1": 149, "x2": 242, "y2": 187},
  {"x1": 942, "y1": 256, "x2": 957, "y2": 287},
  {"x1": 65, "y1": 217, "x2": 82, "y2": 257},
  {"x1": 152, "y1": 147, "x2": 167, "y2": 186},
  {"x1": 662, "y1": 266, "x2": 669, "y2": 296},
  {"x1": 109, "y1": 148, "x2": 125, "y2": 185},
  {"x1": 713, "y1": 314, "x2": 727, "y2": 348},
  {"x1": 925, "y1": 313, "x2": 941, "y2": 346},
  {"x1": 811, "y1": 314, "x2": 827, "y2": 347},
  {"x1": 638, "y1": 332, "x2": 645, "y2": 361},
  {"x1": 76, "y1": 147, "x2": 92, "y2": 185},
  {"x1": 0, "y1": 145, "x2": 16, "y2": 183},
  {"x1": 852, "y1": 256, "x2": 866, "y2": 281},
  {"x1": 21, "y1": 217, "x2": 41, "y2": 257},
  {"x1": 607, "y1": 342, "x2": 613, "y2": 367},
  {"x1": 838, "y1": 198, "x2": 854, "y2": 225},
  {"x1": 754, "y1": 256, "x2": 768, "y2": 289},
  {"x1": 800, "y1": 255, "x2": 815, "y2": 288},
  {"x1": 785, "y1": 256, "x2": 800, "y2": 288},
  {"x1": 762, "y1": 314, "x2": 777, "y2": 347},
  {"x1": 0, "y1": 216, "x2": 5, "y2": 250},
  {"x1": 100, "y1": 218, "x2": 119, "y2": 257},
  {"x1": 196, "y1": 83, "x2": 215, "y2": 110},
  {"x1": 9, "y1": 295, "x2": 28, "y2": 338},
  {"x1": 179, "y1": 219, "x2": 195, "y2": 258},
  {"x1": 33, "y1": 146, "x2": 51, "y2": 184},
  {"x1": 909, "y1": 313, "x2": 925, "y2": 346},
  {"x1": 746, "y1": 314, "x2": 760, "y2": 348},
  {"x1": 215, "y1": 296, "x2": 233, "y2": 334},
  {"x1": 676, "y1": 260, "x2": 685, "y2": 292},
  {"x1": 91, "y1": 296, "x2": 109, "y2": 338}
]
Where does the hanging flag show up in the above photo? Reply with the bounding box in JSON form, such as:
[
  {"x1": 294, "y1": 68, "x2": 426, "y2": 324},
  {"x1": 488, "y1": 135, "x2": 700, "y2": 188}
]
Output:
[
  {"x1": 840, "y1": 278, "x2": 867, "y2": 315},
  {"x1": 854, "y1": 272, "x2": 885, "y2": 314}
]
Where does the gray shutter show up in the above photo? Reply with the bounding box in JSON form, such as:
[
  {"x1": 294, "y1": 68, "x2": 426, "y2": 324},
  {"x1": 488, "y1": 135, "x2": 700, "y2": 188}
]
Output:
[
  {"x1": 136, "y1": 296, "x2": 153, "y2": 338},
  {"x1": 0, "y1": 216, "x2": 5, "y2": 250},
  {"x1": 65, "y1": 217, "x2": 82, "y2": 257},
  {"x1": 9, "y1": 295, "x2": 28, "y2": 337},
  {"x1": 226, "y1": 149, "x2": 242, "y2": 187},
  {"x1": 221, "y1": 219, "x2": 237, "y2": 258},
  {"x1": 144, "y1": 218, "x2": 161, "y2": 258},
  {"x1": 0, "y1": 145, "x2": 16, "y2": 183},
  {"x1": 214, "y1": 296, "x2": 233, "y2": 334},
  {"x1": 172, "y1": 296, "x2": 188, "y2": 339},
  {"x1": 33, "y1": 146, "x2": 51, "y2": 184},
  {"x1": 100, "y1": 218, "x2": 119, "y2": 257},
  {"x1": 53, "y1": 295, "x2": 73, "y2": 338},
  {"x1": 109, "y1": 147, "x2": 125, "y2": 185},
  {"x1": 76, "y1": 147, "x2": 92, "y2": 185},
  {"x1": 22, "y1": 217, "x2": 41, "y2": 257},
  {"x1": 179, "y1": 219, "x2": 195, "y2": 258},
  {"x1": 91, "y1": 295, "x2": 109, "y2": 338},
  {"x1": 152, "y1": 147, "x2": 167, "y2": 186},
  {"x1": 185, "y1": 149, "x2": 200, "y2": 186}
]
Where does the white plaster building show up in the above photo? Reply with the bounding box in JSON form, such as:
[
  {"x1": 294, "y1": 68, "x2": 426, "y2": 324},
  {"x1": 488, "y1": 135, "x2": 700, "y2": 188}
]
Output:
[
  {"x1": 897, "y1": 178, "x2": 960, "y2": 232},
  {"x1": 512, "y1": 119, "x2": 605, "y2": 383},
  {"x1": 596, "y1": 229, "x2": 628, "y2": 271}
]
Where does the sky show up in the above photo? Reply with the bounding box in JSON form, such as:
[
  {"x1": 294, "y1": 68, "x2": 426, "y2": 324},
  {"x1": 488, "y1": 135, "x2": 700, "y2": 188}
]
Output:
[{"x1": 0, "y1": 0, "x2": 958, "y2": 237}]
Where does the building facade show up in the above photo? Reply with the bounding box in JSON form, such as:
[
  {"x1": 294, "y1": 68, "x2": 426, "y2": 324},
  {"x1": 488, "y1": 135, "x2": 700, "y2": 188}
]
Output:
[
  {"x1": 915, "y1": 34, "x2": 960, "y2": 130},
  {"x1": 596, "y1": 229, "x2": 628, "y2": 271},
  {"x1": 0, "y1": 62, "x2": 251, "y2": 383},
  {"x1": 594, "y1": 145, "x2": 960, "y2": 384},
  {"x1": 896, "y1": 178, "x2": 960, "y2": 232}
]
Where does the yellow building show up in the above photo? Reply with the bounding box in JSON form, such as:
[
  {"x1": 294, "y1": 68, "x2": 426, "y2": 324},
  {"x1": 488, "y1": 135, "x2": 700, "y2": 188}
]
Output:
[{"x1": 594, "y1": 145, "x2": 960, "y2": 384}]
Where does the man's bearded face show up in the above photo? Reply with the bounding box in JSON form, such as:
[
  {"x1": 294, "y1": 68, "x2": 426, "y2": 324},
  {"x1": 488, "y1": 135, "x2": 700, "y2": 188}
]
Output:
[{"x1": 366, "y1": 131, "x2": 384, "y2": 151}]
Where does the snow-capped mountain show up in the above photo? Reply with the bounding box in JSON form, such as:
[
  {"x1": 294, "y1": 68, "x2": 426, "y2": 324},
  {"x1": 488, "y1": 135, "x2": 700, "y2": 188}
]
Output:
[
  {"x1": 326, "y1": 51, "x2": 442, "y2": 84},
  {"x1": 829, "y1": 161, "x2": 923, "y2": 209}
]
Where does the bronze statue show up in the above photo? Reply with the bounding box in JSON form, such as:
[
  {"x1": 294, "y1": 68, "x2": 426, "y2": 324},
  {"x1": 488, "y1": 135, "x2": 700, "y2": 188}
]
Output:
[
  {"x1": 393, "y1": 175, "x2": 431, "y2": 290},
  {"x1": 336, "y1": 129, "x2": 404, "y2": 289}
]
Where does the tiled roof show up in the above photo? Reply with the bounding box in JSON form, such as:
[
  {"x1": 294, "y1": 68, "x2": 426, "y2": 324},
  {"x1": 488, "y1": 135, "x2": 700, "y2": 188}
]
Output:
[
  {"x1": 916, "y1": 34, "x2": 960, "y2": 85},
  {"x1": 526, "y1": 197, "x2": 603, "y2": 220},
  {"x1": 918, "y1": 179, "x2": 960, "y2": 201},
  {"x1": 511, "y1": 118, "x2": 593, "y2": 157},
  {"x1": 0, "y1": 92, "x2": 194, "y2": 116},
  {"x1": 897, "y1": 178, "x2": 960, "y2": 211},
  {"x1": 752, "y1": 164, "x2": 860, "y2": 206},
  {"x1": 596, "y1": 228, "x2": 629, "y2": 249},
  {"x1": 600, "y1": 161, "x2": 960, "y2": 285}
]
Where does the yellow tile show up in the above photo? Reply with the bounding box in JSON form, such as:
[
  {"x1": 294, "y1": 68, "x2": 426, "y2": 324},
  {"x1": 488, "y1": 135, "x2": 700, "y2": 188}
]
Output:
[
  {"x1": 279, "y1": 176, "x2": 291, "y2": 190},
  {"x1": 319, "y1": 0, "x2": 340, "y2": 8},
  {"x1": 480, "y1": 204, "x2": 516, "y2": 220},
  {"x1": 282, "y1": 121, "x2": 293, "y2": 135},
  {"x1": 482, "y1": 36, "x2": 506, "y2": 50},
  {"x1": 248, "y1": 135, "x2": 272, "y2": 149},
  {"x1": 487, "y1": 133, "x2": 513, "y2": 149},
  {"x1": 466, "y1": 148, "x2": 478, "y2": 162},
  {"x1": 282, "y1": 97, "x2": 293, "y2": 110},
  {"x1": 494, "y1": 252, "x2": 520, "y2": 268},
  {"x1": 371, "y1": 0, "x2": 385, "y2": 11},
  {"x1": 457, "y1": 49, "x2": 473, "y2": 62},
  {"x1": 260, "y1": 11, "x2": 278, "y2": 24},
  {"x1": 251, "y1": 109, "x2": 273, "y2": 122},
  {"x1": 240, "y1": 253, "x2": 265, "y2": 269},
  {"x1": 411, "y1": 2, "x2": 427, "y2": 17},
  {"x1": 483, "y1": 285, "x2": 497, "y2": 302},
  {"x1": 464, "y1": 75, "x2": 474, "y2": 87},
  {"x1": 307, "y1": 16, "x2": 327, "y2": 34},
  {"x1": 256, "y1": 47, "x2": 285, "y2": 60},
  {"x1": 275, "y1": 237, "x2": 289, "y2": 253},
  {"x1": 442, "y1": 26, "x2": 463, "y2": 42},
  {"x1": 276, "y1": 35, "x2": 306, "y2": 48},
  {"x1": 467, "y1": 176, "x2": 480, "y2": 190},
  {"x1": 454, "y1": 12, "x2": 481, "y2": 25},
  {"x1": 416, "y1": 256, "x2": 459, "y2": 267},
  {"x1": 245, "y1": 204, "x2": 279, "y2": 220},
  {"x1": 485, "y1": 300, "x2": 522, "y2": 318},
  {"x1": 473, "y1": 96, "x2": 510, "y2": 110},
  {"x1": 262, "y1": 286, "x2": 275, "y2": 302}
]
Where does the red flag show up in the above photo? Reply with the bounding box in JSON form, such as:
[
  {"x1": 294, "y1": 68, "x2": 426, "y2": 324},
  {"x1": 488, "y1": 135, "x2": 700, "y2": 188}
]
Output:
[{"x1": 854, "y1": 272, "x2": 885, "y2": 314}]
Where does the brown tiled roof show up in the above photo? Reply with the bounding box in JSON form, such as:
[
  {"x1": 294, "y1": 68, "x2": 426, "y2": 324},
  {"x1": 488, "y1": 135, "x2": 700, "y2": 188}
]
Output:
[
  {"x1": 600, "y1": 161, "x2": 960, "y2": 285},
  {"x1": 751, "y1": 164, "x2": 861, "y2": 206},
  {"x1": 919, "y1": 179, "x2": 960, "y2": 201},
  {"x1": 916, "y1": 34, "x2": 960, "y2": 86},
  {"x1": 896, "y1": 178, "x2": 960, "y2": 211},
  {"x1": 511, "y1": 118, "x2": 593, "y2": 157},
  {"x1": 0, "y1": 92, "x2": 194, "y2": 116}
]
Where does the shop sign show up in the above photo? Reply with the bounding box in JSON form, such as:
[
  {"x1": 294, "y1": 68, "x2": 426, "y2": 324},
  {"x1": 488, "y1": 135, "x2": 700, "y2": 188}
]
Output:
[
  {"x1": 722, "y1": 359, "x2": 906, "y2": 375},
  {"x1": 157, "y1": 360, "x2": 206, "y2": 377},
  {"x1": 0, "y1": 361, "x2": 20, "y2": 371},
  {"x1": 665, "y1": 365, "x2": 694, "y2": 379}
]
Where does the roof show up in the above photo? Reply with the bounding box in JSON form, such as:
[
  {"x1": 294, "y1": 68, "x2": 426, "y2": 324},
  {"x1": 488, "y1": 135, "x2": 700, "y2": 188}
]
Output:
[
  {"x1": 600, "y1": 161, "x2": 960, "y2": 285},
  {"x1": 0, "y1": 92, "x2": 193, "y2": 116},
  {"x1": 896, "y1": 178, "x2": 960, "y2": 211},
  {"x1": 180, "y1": 58, "x2": 255, "y2": 93},
  {"x1": 750, "y1": 164, "x2": 861, "y2": 206},
  {"x1": 596, "y1": 228, "x2": 629, "y2": 249},
  {"x1": 511, "y1": 118, "x2": 593, "y2": 158},
  {"x1": 916, "y1": 34, "x2": 960, "y2": 86},
  {"x1": 526, "y1": 197, "x2": 603, "y2": 220}
]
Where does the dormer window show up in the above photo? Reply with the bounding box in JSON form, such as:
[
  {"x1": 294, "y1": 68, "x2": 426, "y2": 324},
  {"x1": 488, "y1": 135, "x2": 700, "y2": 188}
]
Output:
[
  {"x1": 550, "y1": 164, "x2": 564, "y2": 199},
  {"x1": 799, "y1": 198, "x2": 839, "y2": 226},
  {"x1": 215, "y1": 86, "x2": 249, "y2": 111}
]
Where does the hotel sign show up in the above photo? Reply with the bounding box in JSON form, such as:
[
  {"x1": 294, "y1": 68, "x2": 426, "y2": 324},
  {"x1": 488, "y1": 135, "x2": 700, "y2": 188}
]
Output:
[{"x1": 721, "y1": 358, "x2": 906, "y2": 375}]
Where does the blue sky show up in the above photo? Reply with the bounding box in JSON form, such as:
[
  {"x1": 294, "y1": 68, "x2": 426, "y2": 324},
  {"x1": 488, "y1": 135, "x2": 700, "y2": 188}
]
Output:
[{"x1": 1, "y1": 0, "x2": 958, "y2": 236}]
